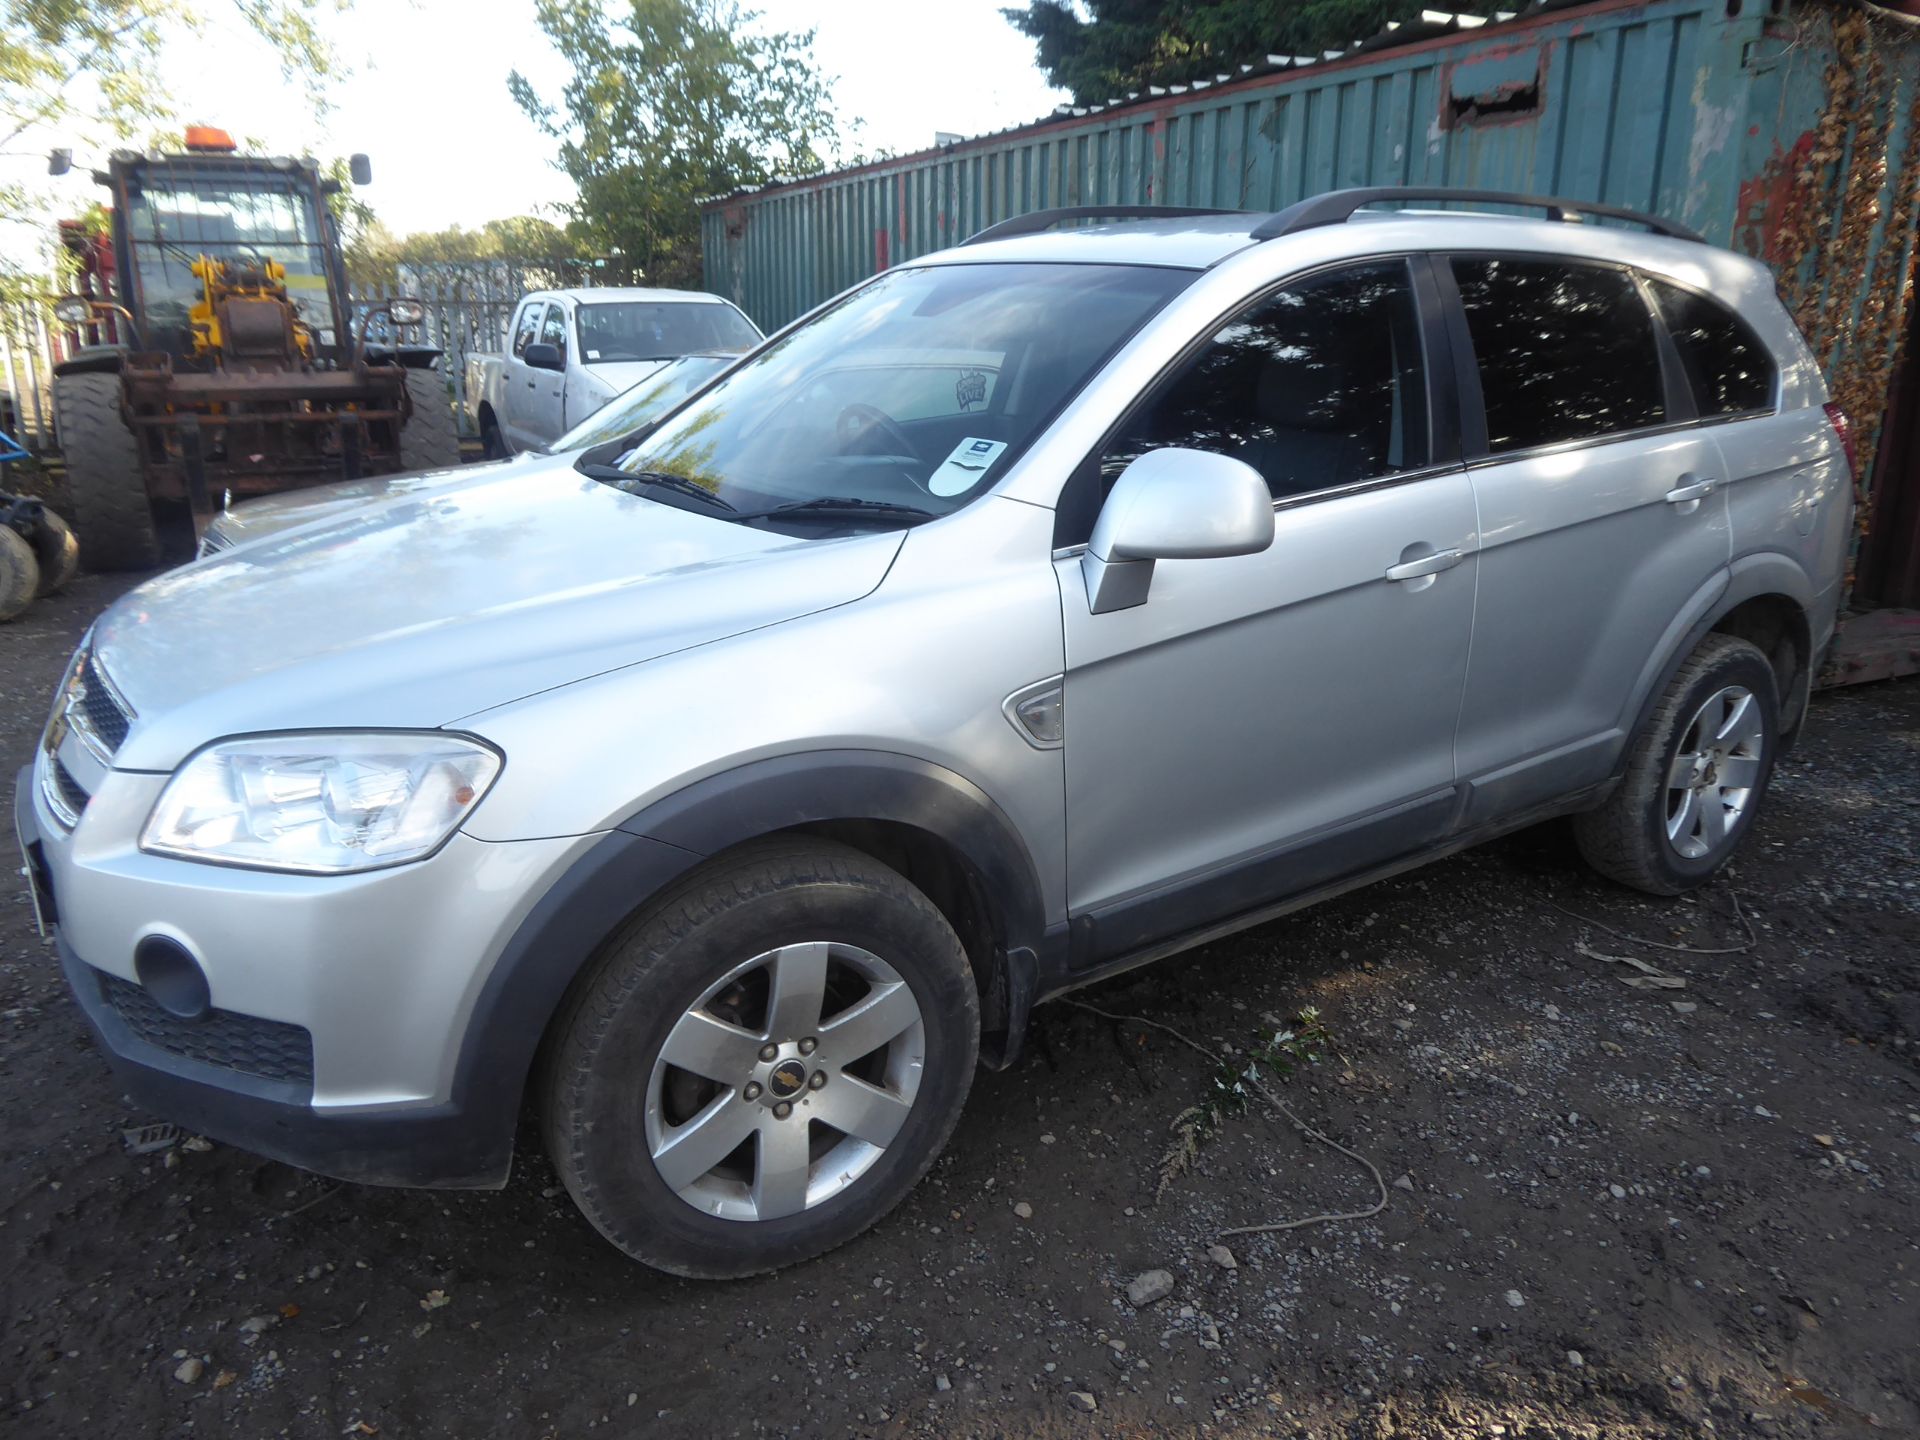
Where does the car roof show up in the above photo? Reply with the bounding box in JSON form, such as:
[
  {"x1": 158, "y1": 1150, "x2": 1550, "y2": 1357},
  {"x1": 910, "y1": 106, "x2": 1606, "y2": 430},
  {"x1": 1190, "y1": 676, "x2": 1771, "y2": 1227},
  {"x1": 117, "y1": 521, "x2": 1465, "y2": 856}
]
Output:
[{"x1": 535, "y1": 287, "x2": 740, "y2": 306}]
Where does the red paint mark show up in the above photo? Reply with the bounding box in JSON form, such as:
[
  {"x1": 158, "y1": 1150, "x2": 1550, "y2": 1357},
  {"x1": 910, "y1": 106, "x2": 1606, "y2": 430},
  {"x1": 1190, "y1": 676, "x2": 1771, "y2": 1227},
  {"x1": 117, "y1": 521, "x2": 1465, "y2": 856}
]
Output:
[
  {"x1": 1735, "y1": 130, "x2": 1818, "y2": 265},
  {"x1": 874, "y1": 228, "x2": 890, "y2": 271}
]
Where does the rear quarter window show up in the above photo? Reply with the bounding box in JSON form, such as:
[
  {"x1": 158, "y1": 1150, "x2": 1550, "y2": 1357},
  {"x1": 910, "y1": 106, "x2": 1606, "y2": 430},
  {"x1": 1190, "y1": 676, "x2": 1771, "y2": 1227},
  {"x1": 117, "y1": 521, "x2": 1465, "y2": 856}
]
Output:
[
  {"x1": 1648, "y1": 279, "x2": 1776, "y2": 416},
  {"x1": 1452, "y1": 257, "x2": 1666, "y2": 454}
]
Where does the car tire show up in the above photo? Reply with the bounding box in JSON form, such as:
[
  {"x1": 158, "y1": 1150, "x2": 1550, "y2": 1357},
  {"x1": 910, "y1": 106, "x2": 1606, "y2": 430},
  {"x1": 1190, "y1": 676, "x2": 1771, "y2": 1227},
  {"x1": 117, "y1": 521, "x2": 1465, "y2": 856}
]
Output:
[
  {"x1": 542, "y1": 837, "x2": 979, "y2": 1278},
  {"x1": 31, "y1": 509, "x2": 79, "y2": 596},
  {"x1": 1574, "y1": 633, "x2": 1779, "y2": 895},
  {"x1": 480, "y1": 417, "x2": 507, "y2": 461},
  {"x1": 0, "y1": 526, "x2": 39, "y2": 621}
]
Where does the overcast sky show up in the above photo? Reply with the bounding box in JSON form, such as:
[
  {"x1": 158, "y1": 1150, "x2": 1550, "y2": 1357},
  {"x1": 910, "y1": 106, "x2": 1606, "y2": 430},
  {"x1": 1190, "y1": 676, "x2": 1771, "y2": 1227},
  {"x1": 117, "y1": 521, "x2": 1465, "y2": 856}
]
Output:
[{"x1": 15, "y1": 0, "x2": 1066, "y2": 249}]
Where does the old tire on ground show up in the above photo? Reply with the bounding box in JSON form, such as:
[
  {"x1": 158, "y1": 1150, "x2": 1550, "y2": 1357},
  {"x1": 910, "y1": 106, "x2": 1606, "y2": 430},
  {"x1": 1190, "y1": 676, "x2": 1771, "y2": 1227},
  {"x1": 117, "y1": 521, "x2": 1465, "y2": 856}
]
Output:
[
  {"x1": 396, "y1": 368, "x2": 462, "y2": 472},
  {"x1": 53, "y1": 371, "x2": 160, "y2": 572},
  {"x1": 31, "y1": 509, "x2": 79, "y2": 596},
  {"x1": 1574, "y1": 633, "x2": 1780, "y2": 895},
  {"x1": 542, "y1": 838, "x2": 979, "y2": 1278},
  {"x1": 0, "y1": 527, "x2": 40, "y2": 622}
]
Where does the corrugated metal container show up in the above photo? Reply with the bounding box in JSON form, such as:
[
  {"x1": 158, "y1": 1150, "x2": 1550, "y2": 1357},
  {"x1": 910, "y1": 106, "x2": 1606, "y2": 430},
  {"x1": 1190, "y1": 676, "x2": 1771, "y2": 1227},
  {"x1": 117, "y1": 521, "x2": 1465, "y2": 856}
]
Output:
[{"x1": 701, "y1": 0, "x2": 1912, "y2": 359}]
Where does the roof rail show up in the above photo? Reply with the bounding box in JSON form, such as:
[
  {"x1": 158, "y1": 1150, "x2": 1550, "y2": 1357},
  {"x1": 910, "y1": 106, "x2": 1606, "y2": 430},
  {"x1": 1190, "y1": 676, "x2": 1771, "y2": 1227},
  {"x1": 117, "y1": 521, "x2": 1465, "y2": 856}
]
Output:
[
  {"x1": 962, "y1": 205, "x2": 1247, "y2": 246},
  {"x1": 1250, "y1": 187, "x2": 1703, "y2": 244}
]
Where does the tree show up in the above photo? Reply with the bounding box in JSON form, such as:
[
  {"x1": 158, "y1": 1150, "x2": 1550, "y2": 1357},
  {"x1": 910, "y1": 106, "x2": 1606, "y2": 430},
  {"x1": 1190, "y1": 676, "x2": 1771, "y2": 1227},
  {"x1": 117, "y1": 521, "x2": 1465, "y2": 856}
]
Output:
[
  {"x1": 1003, "y1": 0, "x2": 1429, "y2": 106},
  {"x1": 344, "y1": 215, "x2": 590, "y2": 289},
  {"x1": 510, "y1": 0, "x2": 842, "y2": 289},
  {"x1": 1, "y1": 0, "x2": 352, "y2": 298}
]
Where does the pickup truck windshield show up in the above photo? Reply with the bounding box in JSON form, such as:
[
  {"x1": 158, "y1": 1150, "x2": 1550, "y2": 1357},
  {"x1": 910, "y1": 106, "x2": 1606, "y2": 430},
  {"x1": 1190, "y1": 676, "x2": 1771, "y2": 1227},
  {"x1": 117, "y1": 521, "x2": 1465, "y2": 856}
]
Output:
[
  {"x1": 576, "y1": 302, "x2": 760, "y2": 362},
  {"x1": 582, "y1": 263, "x2": 1188, "y2": 528}
]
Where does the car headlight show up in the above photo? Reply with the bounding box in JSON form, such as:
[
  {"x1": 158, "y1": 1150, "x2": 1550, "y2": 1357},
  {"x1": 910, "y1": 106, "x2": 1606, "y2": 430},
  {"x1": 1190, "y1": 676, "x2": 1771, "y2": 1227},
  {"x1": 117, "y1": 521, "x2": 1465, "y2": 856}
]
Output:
[{"x1": 141, "y1": 733, "x2": 502, "y2": 874}]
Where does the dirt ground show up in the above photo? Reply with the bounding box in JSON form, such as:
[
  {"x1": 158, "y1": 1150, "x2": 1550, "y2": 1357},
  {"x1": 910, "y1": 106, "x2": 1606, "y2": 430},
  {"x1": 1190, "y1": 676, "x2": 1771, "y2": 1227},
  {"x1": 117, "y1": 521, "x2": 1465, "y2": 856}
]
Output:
[{"x1": 3, "y1": 570, "x2": 1916, "y2": 1440}]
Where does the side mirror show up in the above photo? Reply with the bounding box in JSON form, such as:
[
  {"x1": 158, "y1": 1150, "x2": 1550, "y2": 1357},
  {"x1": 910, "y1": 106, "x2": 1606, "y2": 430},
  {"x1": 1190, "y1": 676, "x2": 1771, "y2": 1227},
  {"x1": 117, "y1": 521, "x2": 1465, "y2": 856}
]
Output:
[
  {"x1": 523, "y1": 341, "x2": 565, "y2": 372},
  {"x1": 349, "y1": 153, "x2": 373, "y2": 186},
  {"x1": 1081, "y1": 447, "x2": 1272, "y2": 614}
]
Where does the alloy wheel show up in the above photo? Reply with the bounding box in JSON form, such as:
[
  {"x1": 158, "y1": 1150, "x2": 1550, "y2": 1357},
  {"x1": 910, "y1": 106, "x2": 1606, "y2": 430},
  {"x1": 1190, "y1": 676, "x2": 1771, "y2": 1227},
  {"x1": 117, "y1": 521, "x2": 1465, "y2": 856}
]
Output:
[
  {"x1": 1664, "y1": 684, "x2": 1765, "y2": 860},
  {"x1": 645, "y1": 941, "x2": 926, "y2": 1222}
]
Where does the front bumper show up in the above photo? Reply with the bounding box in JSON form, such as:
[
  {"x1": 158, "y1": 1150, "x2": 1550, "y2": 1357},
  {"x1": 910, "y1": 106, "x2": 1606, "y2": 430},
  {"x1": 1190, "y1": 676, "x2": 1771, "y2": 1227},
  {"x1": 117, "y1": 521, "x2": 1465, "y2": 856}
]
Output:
[
  {"x1": 16, "y1": 761, "x2": 688, "y2": 1189},
  {"x1": 54, "y1": 929, "x2": 511, "y2": 1187}
]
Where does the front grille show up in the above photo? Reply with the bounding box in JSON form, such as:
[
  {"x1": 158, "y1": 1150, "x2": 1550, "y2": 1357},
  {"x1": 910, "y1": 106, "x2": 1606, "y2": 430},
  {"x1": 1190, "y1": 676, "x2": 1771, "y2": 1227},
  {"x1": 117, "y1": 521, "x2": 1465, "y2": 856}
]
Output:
[
  {"x1": 74, "y1": 651, "x2": 133, "y2": 754},
  {"x1": 50, "y1": 757, "x2": 89, "y2": 820},
  {"x1": 98, "y1": 970, "x2": 315, "y2": 1089}
]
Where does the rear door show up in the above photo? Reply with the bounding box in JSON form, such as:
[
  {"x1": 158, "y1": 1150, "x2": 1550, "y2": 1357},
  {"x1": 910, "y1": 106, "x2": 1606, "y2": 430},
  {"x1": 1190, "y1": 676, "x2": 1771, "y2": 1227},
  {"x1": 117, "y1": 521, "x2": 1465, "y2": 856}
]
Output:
[{"x1": 1444, "y1": 255, "x2": 1731, "y2": 822}]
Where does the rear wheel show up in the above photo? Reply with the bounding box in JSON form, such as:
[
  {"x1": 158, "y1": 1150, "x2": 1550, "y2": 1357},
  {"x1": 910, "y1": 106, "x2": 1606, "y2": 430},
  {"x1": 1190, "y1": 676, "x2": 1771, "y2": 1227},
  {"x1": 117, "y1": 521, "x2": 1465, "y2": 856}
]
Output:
[
  {"x1": 1574, "y1": 633, "x2": 1779, "y2": 894},
  {"x1": 54, "y1": 371, "x2": 160, "y2": 571},
  {"x1": 542, "y1": 839, "x2": 979, "y2": 1277},
  {"x1": 396, "y1": 368, "x2": 462, "y2": 472}
]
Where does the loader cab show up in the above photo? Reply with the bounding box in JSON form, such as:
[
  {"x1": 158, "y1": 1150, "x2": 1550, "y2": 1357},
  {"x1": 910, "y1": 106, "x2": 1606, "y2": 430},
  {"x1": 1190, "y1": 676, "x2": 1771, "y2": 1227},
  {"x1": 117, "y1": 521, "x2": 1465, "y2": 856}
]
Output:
[{"x1": 104, "y1": 137, "x2": 350, "y2": 366}]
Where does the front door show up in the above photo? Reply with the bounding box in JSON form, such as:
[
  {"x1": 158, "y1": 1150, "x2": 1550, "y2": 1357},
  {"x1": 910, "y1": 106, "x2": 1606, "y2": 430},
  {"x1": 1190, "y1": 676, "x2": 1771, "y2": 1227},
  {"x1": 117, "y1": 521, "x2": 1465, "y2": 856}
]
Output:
[{"x1": 1056, "y1": 257, "x2": 1479, "y2": 965}]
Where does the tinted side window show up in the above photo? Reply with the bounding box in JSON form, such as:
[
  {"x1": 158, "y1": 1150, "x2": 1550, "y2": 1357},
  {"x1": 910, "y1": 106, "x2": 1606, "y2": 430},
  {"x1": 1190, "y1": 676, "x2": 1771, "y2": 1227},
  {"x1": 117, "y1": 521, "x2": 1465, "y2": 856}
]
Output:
[
  {"x1": 540, "y1": 303, "x2": 569, "y2": 357},
  {"x1": 1649, "y1": 279, "x2": 1775, "y2": 416},
  {"x1": 511, "y1": 302, "x2": 543, "y2": 358},
  {"x1": 1452, "y1": 258, "x2": 1664, "y2": 453},
  {"x1": 1099, "y1": 259, "x2": 1430, "y2": 502}
]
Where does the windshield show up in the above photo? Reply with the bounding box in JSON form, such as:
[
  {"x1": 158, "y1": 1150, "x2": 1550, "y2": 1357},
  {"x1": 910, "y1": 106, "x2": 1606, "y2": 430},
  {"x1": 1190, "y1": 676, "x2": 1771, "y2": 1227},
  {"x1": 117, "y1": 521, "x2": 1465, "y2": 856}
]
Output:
[
  {"x1": 547, "y1": 353, "x2": 739, "y2": 452},
  {"x1": 576, "y1": 302, "x2": 761, "y2": 363},
  {"x1": 123, "y1": 169, "x2": 333, "y2": 356},
  {"x1": 584, "y1": 262, "x2": 1189, "y2": 529}
]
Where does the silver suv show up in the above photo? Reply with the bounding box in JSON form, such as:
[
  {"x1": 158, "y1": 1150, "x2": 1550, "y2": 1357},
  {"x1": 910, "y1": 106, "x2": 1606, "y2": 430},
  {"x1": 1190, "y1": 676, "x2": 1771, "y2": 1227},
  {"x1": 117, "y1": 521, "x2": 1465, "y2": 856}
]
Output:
[{"x1": 19, "y1": 189, "x2": 1853, "y2": 1277}]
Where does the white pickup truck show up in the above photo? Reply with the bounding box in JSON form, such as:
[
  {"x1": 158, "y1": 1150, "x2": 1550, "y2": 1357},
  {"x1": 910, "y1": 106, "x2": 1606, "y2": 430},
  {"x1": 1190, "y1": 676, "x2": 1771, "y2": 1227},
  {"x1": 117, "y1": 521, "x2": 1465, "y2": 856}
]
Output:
[{"x1": 464, "y1": 286, "x2": 761, "y2": 456}]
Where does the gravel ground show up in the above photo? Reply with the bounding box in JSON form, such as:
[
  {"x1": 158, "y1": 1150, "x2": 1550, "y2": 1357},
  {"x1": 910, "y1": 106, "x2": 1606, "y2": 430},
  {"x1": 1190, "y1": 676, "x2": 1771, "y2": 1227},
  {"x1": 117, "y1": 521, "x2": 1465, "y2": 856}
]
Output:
[{"x1": 4, "y1": 571, "x2": 1917, "y2": 1439}]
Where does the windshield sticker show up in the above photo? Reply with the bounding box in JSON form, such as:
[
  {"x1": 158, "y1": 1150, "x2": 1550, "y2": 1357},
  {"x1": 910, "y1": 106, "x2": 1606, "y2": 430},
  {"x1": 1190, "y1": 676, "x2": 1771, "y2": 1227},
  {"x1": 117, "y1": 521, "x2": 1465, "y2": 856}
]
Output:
[
  {"x1": 955, "y1": 370, "x2": 990, "y2": 410},
  {"x1": 586, "y1": 348, "x2": 601, "y2": 360},
  {"x1": 928, "y1": 437, "x2": 1008, "y2": 497}
]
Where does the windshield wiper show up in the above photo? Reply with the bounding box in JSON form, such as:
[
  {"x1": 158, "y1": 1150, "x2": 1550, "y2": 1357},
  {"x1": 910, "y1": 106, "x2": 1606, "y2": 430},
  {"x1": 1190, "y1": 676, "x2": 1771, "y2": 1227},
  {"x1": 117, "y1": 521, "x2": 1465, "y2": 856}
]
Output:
[
  {"x1": 736, "y1": 496, "x2": 936, "y2": 525},
  {"x1": 579, "y1": 464, "x2": 737, "y2": 513}
]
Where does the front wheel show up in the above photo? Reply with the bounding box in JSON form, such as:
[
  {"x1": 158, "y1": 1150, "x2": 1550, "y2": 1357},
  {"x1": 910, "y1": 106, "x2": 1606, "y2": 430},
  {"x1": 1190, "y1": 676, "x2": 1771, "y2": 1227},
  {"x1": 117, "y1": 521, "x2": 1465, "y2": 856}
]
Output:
[
  {"x1": 542, "y1": 839, "x2": 979, "y2": 1277},
  {"x1": 1574, "y1": 633, "x2": 1779, "y2": 894}
]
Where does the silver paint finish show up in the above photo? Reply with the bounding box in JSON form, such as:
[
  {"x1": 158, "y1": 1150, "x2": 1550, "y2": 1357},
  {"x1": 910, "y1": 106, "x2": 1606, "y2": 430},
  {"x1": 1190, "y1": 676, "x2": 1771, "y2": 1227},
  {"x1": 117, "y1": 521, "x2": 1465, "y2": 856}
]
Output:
[
  {"x1": 1056, "y1": 469, "x2": 1478, "y2": 912},
  {"x1": 26, "y1": 759, "x2": 597, "y2": 1106},
  {"x1": 29, "y1": 206, "x2": 1846, "y2": 1161},
  {"x1": 91, "y1": 455, "x2": 903, "y2": 772}
]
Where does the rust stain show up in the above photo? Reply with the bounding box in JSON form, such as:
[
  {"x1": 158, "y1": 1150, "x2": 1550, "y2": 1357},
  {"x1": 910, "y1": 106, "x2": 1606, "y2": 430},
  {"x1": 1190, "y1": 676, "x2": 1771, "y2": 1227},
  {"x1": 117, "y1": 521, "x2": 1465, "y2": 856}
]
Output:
[{"x1": 1734, "y1": 130, "x2": 1818, "y2": 266}]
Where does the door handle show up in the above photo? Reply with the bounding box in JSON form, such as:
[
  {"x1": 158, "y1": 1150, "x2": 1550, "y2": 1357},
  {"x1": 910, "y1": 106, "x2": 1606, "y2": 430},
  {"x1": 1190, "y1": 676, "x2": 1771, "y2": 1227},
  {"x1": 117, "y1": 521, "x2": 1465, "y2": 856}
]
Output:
[
  {"x1": 1385, "y1": 547, "x2": 1465, "y2": 582},
  {"x1": 1665, "y1": 477, "x2": 1717, "y2": 504}
]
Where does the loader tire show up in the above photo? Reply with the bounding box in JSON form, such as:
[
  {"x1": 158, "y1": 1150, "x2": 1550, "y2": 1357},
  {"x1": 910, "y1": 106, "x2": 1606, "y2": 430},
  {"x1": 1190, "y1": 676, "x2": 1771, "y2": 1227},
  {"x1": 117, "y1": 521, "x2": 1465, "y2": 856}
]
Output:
[
  {"x1": 0, "y1": 527, "x2": 39, "y2": 622},
  {"x1": 32, "y1": 509, "x2": 79, "y2": 596},
  {"x1": 54, "y1": 371, "x2": 160, "y2": 571},
  {"x1": 397, "y1": 368, "x2": 463, "y2": 472}
]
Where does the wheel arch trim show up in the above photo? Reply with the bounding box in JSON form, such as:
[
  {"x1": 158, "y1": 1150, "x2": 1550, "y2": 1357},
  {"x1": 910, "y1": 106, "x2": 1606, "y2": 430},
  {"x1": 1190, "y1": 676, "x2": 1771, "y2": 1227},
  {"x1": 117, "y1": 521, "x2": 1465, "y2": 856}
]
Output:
[
  {"x1": 1623, "y1": 558, "x2": 1813, "y2": 755},
  {"x1": 614, "y1": 748, "x2": 1050, "y2": 955},
  {"x1": 443, "y1": 750, "x2": 1050, "y2": 1178}
]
